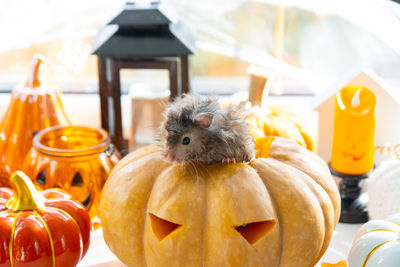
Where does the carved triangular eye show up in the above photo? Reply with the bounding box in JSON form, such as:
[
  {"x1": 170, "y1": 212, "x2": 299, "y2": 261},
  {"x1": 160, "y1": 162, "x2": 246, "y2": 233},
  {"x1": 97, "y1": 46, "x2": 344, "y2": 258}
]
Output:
[
  {"x1": 235, "y1": 220, "x2": 276, "y2": 245},
  {"x1": 36, "y1": 170, "x2": 46, "y2": 185},
  {"x1": 71, "y1": 172, "x2": 83, "y2": 186},
  {"x1": 149, "y1": 213, "x2": 182, "y2": 241},
  {"x1": 81, "y1": 192, "x2": 91, "y2": 208}
]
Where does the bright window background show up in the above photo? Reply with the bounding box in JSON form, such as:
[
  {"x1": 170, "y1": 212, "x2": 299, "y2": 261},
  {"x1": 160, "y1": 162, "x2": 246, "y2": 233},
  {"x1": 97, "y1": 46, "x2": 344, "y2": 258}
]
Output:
[{"x1": 0, "y1": 0, "x2": 400, "y2": 96}]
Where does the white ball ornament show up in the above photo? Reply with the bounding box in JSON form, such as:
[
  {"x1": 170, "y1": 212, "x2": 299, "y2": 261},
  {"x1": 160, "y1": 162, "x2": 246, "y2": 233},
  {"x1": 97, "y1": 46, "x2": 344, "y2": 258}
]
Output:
[{"x1": 367, "y1": 159, "x2": 400, "y2": 219}]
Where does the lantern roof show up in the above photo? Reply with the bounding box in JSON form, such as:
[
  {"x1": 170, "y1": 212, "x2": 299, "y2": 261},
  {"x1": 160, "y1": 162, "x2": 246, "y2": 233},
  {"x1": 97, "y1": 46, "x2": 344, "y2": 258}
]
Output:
[{"x1": 92, "y1": 2, "x2": 194, "y2": 58}]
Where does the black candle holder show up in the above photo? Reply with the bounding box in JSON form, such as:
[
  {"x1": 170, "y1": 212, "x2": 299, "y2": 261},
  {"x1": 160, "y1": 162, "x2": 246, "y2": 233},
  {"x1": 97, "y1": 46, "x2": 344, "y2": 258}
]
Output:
[{"x1": 329, "y1": 163, "x2": 372, "y2": 224}]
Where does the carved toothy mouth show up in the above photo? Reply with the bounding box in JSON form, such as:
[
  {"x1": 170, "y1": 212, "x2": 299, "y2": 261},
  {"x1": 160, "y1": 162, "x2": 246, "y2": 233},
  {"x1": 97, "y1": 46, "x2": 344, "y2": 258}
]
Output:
[{"x1": 341, "y1": 150, "x2": 366, "y2": 161}]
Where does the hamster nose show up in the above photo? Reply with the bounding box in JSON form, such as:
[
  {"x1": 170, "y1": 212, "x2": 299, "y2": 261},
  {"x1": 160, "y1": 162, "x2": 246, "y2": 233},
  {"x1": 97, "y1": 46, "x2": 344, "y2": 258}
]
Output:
[{"x1": 167, "y1": 153, "x2": 175, "y2": 162}]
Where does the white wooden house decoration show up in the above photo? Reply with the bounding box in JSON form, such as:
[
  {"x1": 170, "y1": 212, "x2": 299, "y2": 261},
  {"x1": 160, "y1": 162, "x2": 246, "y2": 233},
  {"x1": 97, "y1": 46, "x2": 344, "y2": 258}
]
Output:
[{"x1": 313, "y1": 70, "x2": 400, "y2": 164}]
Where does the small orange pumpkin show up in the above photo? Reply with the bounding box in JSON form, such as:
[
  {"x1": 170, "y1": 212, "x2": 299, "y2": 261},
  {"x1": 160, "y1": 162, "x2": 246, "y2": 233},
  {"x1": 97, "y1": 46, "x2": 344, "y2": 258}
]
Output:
[
  {"x1": 0, "y1": 55, "x2": 71, "y2": 175},
  {"x1": 245, "y1": 106, "x2": 316, "y2": 152},
  {"x1": 0, "y1": 171, "x2": 91, "y2": 266},
  {"x1": 100, "y1": 137, "x2": 339, "y2": 267}
]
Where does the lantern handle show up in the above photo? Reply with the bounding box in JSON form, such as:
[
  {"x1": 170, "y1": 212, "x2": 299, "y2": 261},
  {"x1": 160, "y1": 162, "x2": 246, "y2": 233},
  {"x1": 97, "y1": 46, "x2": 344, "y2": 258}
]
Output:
[
  {"x1": 6, "y1": 171, "x2": 45, "y2": 211},
  {"x1": 25, "y1": 54, "x2": 44, "y2": 88},
  {"x1": 105, "y1": 144, "x2": 122, "y2": 166}
]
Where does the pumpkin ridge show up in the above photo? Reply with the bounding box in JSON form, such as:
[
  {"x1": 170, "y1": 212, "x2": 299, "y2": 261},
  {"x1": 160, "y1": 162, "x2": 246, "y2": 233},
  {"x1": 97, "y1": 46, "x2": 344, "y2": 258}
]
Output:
[
  {"x1": 14, "y1": 97, "x2": 30, "y2": 162},
  {"x1": 293, "y1": 167, "x2": 334, "y2": 263},
  {"x1": 389, "y1": 220, "x2": 400, "y2": 227},
  {"x1": 268, "y1": 138, "x2": 340, "y2": 224},
  {"x1": 46, "y1": 206, "x2": 84, "y2": 260},
  {"x1": 362, "y1": 240, "x2": 400, "y2": 267},
  {"x1": 364, "y1": 229, "x2": 398, "y2": 234},
  {"x1": 275, "y1": 158, "x2": 333, "y2": 264},
  {"x1": 111, "y1": 146, "x2": 161, "y2": 175},
  {"x1": 186, "y1": 162, "x2": 208, "y2": 267},
  {"x1": 0, "y1": 96, "x2": 20, "y2": 148},
  {"x1": 8, "y1": 211, "x2": 20, "y2": 267},
  {"x1": 145, "y1": 161, "x2": 208, "y2": 266},
  {"x1": 35, "y1": 210, "x2": 56, "y2": 267},
  {"x1": 4, "y1": 99, "x2": 25, "y2": 167},
  {"x1": 141, "y1": 154, "x2": 174, "y2": 266},
  {"x1": 251, "y1": 158, "x2": 326, "y2": 266},
  {"x1": 249, "y1": 158, "x2": 283, "y2": 266},
  {"x1": 201, "y1": 179, "x2": 207, "y2": 267},
  {"x1": 37, "y1": 94, "x2": 47, "y2": 129},
  {"x1": 100, "y1": 151, "x2": 155, "y2": 265},
  {"x1": 31, "y1": 94, "x2": 39, "y2": 132}
]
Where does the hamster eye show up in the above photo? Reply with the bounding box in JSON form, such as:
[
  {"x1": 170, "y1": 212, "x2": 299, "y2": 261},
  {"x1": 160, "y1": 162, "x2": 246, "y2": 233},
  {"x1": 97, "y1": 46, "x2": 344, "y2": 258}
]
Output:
[{"x1": 182, "y1": 137, "x2": 191, "y2": 145}]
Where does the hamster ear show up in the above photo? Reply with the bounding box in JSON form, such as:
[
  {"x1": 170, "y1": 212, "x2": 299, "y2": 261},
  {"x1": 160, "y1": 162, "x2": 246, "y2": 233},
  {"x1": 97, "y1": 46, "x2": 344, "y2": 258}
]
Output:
[{"x1": 195, "y1": 113, "x2": 213, "y2": 128}]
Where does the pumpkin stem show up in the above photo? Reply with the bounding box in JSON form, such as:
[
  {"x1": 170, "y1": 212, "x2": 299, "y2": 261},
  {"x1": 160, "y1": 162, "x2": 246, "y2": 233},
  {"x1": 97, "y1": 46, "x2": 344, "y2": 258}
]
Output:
[
  {"x1": 6, "y1": 171, "x2": 45, "y2": 211},
  {"x1": 25, "y1": 54, "x2": 44, "y2": 88}
]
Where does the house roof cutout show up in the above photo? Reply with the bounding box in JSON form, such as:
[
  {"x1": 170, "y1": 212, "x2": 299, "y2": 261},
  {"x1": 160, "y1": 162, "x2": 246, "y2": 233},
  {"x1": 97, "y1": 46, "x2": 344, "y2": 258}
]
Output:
[
  {"x1": 313, "y1": 69, "x2": 400, "y2": 111},
  {"x1": 313, "y1": 69, "x2": 400, "y2": 162}
]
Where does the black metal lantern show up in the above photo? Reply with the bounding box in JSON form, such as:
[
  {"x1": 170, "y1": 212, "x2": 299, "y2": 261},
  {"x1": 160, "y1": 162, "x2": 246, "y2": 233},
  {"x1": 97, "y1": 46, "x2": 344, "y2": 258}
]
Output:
[{"x1": 93, "y1": 1, "x2": 194, "y2": 151}]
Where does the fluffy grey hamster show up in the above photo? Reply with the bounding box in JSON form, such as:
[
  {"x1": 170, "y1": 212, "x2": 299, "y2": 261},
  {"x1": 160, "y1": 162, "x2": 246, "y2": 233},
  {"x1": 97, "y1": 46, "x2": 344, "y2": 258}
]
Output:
[{"x1": 162, "y1": 94, "x2": 255, "y2": 164}]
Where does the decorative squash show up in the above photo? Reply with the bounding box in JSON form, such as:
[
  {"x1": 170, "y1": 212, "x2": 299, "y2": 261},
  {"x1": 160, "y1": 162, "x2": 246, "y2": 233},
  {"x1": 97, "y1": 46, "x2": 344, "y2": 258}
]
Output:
[
  {"x1": 100, "y1": 137, "x2": 340, "y2": 267},
  {"x1": 245, "y1": 106, "x2": 316, "y2": 152},
  {"x1": 22, "y1": 126, "x2": 120, "y2": 222},
  {"x1": 0, "y1": 171, "x2": 91, "y2": 266},
  {"x1": 0, "y1": 55, "x2": 71, "y2": 175},
  {"x1": 348, "y1": 213, "x2": 400, "y2": 267}
]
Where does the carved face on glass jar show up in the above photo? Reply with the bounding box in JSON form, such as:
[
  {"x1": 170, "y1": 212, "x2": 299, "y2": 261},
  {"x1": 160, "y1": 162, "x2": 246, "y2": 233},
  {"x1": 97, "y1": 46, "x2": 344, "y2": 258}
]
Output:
[{"x1": 22, "y1": 126, "x2": 120, "y2": 223}]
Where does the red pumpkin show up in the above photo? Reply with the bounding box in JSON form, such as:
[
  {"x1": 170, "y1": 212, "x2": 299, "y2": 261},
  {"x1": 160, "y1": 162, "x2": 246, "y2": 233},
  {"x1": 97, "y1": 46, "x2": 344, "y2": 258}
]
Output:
[{"x1": 0, "y1": 171, "x2": 91, "y2": 267}]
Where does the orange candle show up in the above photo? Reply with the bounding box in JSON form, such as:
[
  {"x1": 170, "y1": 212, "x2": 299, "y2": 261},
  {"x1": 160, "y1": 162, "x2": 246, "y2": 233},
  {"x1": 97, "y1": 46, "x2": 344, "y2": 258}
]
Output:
[{"x1": 331, "y1": 85, "x2": 376, "y2": 175}]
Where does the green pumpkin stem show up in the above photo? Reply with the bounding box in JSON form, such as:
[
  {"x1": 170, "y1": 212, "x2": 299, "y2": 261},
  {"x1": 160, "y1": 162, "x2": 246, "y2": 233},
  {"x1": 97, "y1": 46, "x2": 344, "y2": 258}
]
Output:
[{"x1": 6, "y1": 171, "x2": 45, "y2": 211}]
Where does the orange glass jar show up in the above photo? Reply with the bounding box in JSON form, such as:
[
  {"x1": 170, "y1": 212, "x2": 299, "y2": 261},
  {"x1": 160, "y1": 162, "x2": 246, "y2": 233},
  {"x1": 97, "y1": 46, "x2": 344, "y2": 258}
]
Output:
[{"x1": 22, "y1": 126, "x2": 120, "y2": 223}]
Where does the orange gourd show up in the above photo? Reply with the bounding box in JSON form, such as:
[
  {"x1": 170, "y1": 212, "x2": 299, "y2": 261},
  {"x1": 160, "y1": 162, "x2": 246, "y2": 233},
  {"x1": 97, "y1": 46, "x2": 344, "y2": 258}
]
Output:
[
  {"x1": 0, "y1": 55, "x2": 71, "y2": 175},
  {"x1": 100, "y1": 137, "x2": 340, "y2": 267},
  {"x1": 0, "y1": 171, "x2": 91, "y2": 266},
  {"x1": 245, "y1": 106, "x2": 316, "y2": 152}
]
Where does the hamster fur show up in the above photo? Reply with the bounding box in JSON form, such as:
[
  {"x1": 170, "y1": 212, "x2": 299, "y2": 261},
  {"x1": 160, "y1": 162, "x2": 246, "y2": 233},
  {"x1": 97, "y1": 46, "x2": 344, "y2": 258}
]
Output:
[{"x1": 162, "y1": 94, "x2": 255, "y2": 164}]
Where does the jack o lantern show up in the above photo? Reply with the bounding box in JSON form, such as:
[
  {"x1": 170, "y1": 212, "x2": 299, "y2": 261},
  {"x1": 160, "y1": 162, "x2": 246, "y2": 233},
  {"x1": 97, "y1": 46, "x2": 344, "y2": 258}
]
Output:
[
  {"x1": 0, "y1": 55, "x2": 71, "y2": 175},
  {"x1": 22, "y1": 126, "x2": 120, "y2": 222},
  {"x1": 0, "y1": 171, "x2": 91, "y2": 266},
  {"x1": 100, "y1": 137, "x2": 340, "y2": 267},
  {"x1": 245, "y1": 106, "x2": 316, "y2": 152}
]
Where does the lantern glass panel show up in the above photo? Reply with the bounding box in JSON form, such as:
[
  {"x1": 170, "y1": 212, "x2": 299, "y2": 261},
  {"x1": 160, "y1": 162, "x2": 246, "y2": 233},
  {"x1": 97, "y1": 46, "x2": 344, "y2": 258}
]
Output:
[{"x1": 120, "y1": 69, "x2": 170, "y2": 151}]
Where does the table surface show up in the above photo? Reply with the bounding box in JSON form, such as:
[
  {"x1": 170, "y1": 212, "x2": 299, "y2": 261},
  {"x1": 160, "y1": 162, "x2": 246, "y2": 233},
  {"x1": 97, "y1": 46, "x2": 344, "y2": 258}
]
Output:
[{"x1": 79, "y1": 222, "x2": 362, "y2": 267}]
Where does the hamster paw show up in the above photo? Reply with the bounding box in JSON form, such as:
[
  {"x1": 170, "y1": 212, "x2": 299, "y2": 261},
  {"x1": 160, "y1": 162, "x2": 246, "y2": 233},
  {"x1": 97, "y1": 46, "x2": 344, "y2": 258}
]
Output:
[{"x1": 222, "y1": 158, "x2": 236, "y2": 164}]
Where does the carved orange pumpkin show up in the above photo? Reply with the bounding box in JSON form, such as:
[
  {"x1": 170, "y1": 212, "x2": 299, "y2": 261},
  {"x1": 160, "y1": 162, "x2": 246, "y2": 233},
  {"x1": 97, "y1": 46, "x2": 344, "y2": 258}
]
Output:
[
  {"x1": 0, "y1": 171, "x2": 91, "y2": 266},
  {"x1": 100, "y1": 137, "x2": 340, "y2": 267},
  {"x1": 245, "y1": 106, "x2": 316, "y2": 152},
  {"x1": 0, "y1": 55, "x2": 71, "y2": 175}
]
